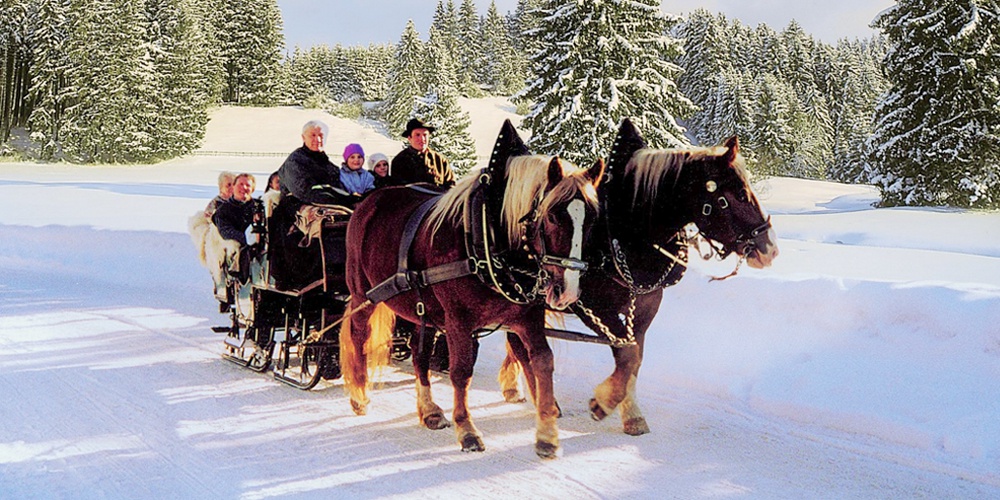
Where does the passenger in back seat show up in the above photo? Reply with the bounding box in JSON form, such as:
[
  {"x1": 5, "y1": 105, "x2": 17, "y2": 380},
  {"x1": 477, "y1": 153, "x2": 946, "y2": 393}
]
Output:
[{"x1": 213, "y1": 173, "x2": 259, "y2": 247}]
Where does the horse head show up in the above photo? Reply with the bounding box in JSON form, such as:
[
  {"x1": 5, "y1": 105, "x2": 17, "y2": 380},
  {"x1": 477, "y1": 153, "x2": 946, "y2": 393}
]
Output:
[
  {"x1": 536, "y1": 157, "x2": 604, "y2": 309},
  {"x1": 503, "y1": 155, "x2": 603, "y2": 310},
  {"x1": 680, "y1": 136, "x2": 778, "y2": 269}
]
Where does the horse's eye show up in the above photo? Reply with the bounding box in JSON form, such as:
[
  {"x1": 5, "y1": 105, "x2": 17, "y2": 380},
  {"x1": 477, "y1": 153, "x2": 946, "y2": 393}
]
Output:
[
  {"x1": 706, "y1": 181, "x2": 717, "y2": 193},
  {"x1": 737, "y1": 190, "x2": 748, "y2": 202}
]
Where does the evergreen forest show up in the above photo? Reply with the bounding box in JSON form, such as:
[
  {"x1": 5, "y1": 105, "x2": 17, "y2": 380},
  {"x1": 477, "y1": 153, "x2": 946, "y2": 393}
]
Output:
[{"x1": 2, "y1": 0, "x2": 997, "y2": 208}]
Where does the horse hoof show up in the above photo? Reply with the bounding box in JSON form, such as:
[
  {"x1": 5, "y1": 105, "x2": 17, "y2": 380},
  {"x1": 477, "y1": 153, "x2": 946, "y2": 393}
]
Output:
[
  {"x1": 624, "y1": 417, "x2": 650, "y2": 436},
  {"x1": 460, "y1": 435, "x2": 486, "y2": 452},
  {"x1": 535, "y1": 441, "x2": 559, "y2": 459},
  {"x1": 589, "y1": 398, "x2": 608, "y2": 421},
  {"x1": 423, "y1": 413, "x2": 452, "y2": 430},
  {"x1": 502, "y1": 389, "x2": 525, "y2": 403},
  {"x1": 351, "y1": 399, "x2": 367, "y2": 416}
]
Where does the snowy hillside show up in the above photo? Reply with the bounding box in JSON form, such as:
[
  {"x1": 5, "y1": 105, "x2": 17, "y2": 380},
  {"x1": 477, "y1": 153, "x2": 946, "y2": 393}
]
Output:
[{"x1": 0, "y1": 100, "x2": 998, "y2": 498}]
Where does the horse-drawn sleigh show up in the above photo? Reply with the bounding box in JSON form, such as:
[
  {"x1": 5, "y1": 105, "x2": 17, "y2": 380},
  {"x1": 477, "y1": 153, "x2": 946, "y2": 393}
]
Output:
[{"x1": 197, "y1": 119, "x2": 778, "y2": 458}]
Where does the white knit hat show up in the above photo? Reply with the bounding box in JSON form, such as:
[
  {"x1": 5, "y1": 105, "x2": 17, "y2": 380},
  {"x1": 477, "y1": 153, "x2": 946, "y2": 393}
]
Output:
[{"x1": 368, "y1": 153, "x2": 389, "y2": 169}]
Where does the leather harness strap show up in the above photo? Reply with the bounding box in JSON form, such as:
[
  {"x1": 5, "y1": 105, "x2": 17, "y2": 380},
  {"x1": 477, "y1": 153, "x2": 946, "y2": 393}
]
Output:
[{"x1": 365, "y1": 194, "x2": 477, "y2": 305}]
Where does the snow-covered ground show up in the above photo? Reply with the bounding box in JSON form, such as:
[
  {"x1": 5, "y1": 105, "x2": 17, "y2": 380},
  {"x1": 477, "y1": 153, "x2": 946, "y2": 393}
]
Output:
[{"x1": 1, "y1": 100, "x2": 998, "y2": 499}]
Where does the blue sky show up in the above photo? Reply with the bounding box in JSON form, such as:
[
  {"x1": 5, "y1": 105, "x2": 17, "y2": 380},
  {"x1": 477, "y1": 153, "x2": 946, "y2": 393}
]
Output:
[{"x1": 276, "y1": 0, "x2": 894, "y2": 51}]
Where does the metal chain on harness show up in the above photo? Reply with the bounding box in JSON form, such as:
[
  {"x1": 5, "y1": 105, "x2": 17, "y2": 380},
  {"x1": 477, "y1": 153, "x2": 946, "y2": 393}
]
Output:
[
  {"x1": 583, "y1": 230, "x2": 688, "y2": 347},
  {"x1": 572, "y1": 297, "x2": 636, "y2": 348},
  {"x1": 611, "y1": 231, "x2": 689, "y2": 295}
]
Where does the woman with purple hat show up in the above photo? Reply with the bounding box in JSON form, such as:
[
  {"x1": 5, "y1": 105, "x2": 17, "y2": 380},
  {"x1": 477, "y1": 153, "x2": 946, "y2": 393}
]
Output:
[{"x1": 339, "y1": 142, "x2": 375, "y2": 198}]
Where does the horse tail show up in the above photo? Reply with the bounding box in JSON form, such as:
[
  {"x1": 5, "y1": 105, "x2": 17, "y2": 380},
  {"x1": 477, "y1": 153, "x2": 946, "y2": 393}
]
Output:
[
  {"x1": 339, "y1": 301, "x2": 395, "y2": 408},
  {"x1": 366, "y1": 302, "x2": 395, "y2": 373},
  {"x1": 340, "y1": 304, "x2": 367, "y2": 407},
  {"x1": 498, "y1": 341, "x2": 523, "y2": 403}
]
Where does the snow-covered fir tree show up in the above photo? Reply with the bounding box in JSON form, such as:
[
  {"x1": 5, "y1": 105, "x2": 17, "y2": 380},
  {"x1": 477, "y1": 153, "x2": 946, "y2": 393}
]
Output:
[
  {"x1": 1, "y1": 0, "x2": 36, "y2": 144},
  {"x1": 141, "y1": 0, "x2": 218, "y2": 159},
  {"x1": 350, "y1": 44, "x2": 393, "y2": 102},
  {"x1": 210, "y1": 0, "x2": 284, "y2": 105},
  {"x1": 750, "y1": 73, "x2": 796, "y2": 177},
  {"x1": 708, "y1": 68, "x2": 755, "y2": 154},
  {"x1": 520, "y1": 0, "x2": 695, "y2": 164},
  {"x1": 26, "y1": 0, "x2": 73, "y2": 159},
  {"x1": 827, "y1": 38, "x2": 888, "y2": 183},
  {"x1": 61, "y1": 0, "x2": 159, "y2": 162},
  {"x1": 477, "y1": 1, "x2": 525, "y2": 95},
  {"x1": 675, "y1": 9, "x2": 731, "y2": 145},
  {"x1": 866, "y1": 0, "x2": 1000, "y2": 208},
  {"x1": 412, "y1": 26, "x2": 478, "y2": 177},
  {"x1": 432, "y1": 0, "x2": 458, "y2": 57},
  {"x1": 383, "y1": 21, "x2": 427, "y2": 136},
  {"x1": 672, "y1": 11, "x2": 889, "y2": 180},
  {"x1": 455, "y1": 0, "x2": 484, "y2": 96}
]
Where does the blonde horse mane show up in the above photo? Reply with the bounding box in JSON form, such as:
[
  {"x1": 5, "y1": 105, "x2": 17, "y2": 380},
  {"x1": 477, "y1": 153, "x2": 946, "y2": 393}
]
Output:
[
  {"x1": 626, "y1": 145, "x2": 747, "y2": 204},
  {"x1": 426, "y1": 154, "x2": 587, "y2": 248}
]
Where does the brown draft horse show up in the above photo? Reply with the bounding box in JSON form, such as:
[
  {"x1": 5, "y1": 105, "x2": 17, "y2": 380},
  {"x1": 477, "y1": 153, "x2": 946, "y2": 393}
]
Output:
[
  {"x1": 500, "y1": 121, "x2": 779, "y2": 436},
  {"x1": 339, "y1": 153, "x2": 604, "y2": 458}
]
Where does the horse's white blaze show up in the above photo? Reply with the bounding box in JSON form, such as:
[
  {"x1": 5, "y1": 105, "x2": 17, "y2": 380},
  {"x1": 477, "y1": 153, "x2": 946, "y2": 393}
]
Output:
[{"x1": 563, "y1": 199, "x2": 586, "y2": 301}]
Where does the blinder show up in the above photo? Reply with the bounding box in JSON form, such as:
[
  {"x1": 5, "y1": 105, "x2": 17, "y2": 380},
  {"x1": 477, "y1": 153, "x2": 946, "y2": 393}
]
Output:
[
  {"x1": 524, "y1": 197, "x2": 591, "y2": 275},
  {"x1": 698, "y1": 177, "x2": 772, "y2": 257}
]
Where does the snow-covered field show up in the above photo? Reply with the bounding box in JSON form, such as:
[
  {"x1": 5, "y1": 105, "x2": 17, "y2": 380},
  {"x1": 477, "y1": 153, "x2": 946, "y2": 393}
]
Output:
[{"x1": 1, "y1": 100, "x2": 998, "y2": 499}]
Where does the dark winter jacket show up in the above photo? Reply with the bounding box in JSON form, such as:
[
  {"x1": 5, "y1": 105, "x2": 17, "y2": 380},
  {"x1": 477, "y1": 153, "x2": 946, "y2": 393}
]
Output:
[
  {"x1": 388, "y1": 146, "x2": 455, "y2": 188},
  {"x1": 213, "y1": 197, "x2": 256, "y2": 246},
  {"x1": 278, "y1": 146, "x2": 353, "y2": 206},
  {"x1": 373, "y1": 174, "x2": 392, "y2": 189}
]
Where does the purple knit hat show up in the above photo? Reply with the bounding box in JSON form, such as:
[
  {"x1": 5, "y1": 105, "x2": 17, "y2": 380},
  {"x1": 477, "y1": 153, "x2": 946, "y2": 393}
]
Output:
[{"x1": 343, "y1": 143, "x2": 364, "y2": 161}]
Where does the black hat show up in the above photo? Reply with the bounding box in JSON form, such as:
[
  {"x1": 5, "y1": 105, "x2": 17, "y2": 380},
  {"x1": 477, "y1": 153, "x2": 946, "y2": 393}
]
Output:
[
  {"x1": 402, "y1": 118, "x2": 436, "y2": 138},
  {"x1": 606, "y1": 118, "x2": 646, "y2": 175}
]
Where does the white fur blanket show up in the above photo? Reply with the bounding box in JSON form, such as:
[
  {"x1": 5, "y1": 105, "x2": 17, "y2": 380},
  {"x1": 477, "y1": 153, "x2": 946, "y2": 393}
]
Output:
[{"x1": 188, "y1": 211, "x2": 240, "y2": 291}]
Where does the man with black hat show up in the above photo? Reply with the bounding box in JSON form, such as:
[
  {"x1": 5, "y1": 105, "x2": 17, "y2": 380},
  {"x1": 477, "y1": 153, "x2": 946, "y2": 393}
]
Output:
[
  {"x1": 387, "y1": 118, "x2": 456, "y2": 372},
  {"x1": 388, "y1": 118, "x2": 456, "y2": 188}
]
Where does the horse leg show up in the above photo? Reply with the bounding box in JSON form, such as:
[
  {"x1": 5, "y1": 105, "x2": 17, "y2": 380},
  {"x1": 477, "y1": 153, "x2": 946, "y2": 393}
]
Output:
[
  {"x1": 510, "y1": 314, "x2": 560, "y2": 459},
  {"x1": 526, "y1": 332, "x2": 560, "y2": 458},
  {"x1": 442, "y1": 317, "x2": 485, "y2": 453},
  {"x1": 498, "y1": 332, "x2": 528, "y2": 403},
  {"x1": 503, "y1": 331, "x2": 564, "y2": 418},
  {"x1": 618, "y1": 357, "x2": 649, "y2": 436},
  {"x1": 591, "y1": 345, "x2": 642, "y2": 427},
  {"x1": 410, "y1": 321, "x2": 450, "y2": 430},
  {"x1": 590, "y1": 291, "x2": 660, "y2": 435}
]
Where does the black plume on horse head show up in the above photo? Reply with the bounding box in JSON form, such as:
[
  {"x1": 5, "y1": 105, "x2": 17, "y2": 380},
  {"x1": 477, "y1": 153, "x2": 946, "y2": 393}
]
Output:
[
  {"x1": 487, "y1": 119, "x2": 530, "y2": 179},
  {"x1": 606, "y1": 118, "x2": 647, "y2": 180},
  {"x1": 485, "y1": 119, "x2": 531, "y2": 217}
]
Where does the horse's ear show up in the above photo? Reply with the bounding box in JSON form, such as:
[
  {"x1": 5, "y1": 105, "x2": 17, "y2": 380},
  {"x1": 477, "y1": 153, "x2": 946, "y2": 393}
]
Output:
[
  {"x1": 586, "y1": 158, "x2": 606, "y2": 188},
  {"x1": 723, "y1": 135, "x2": 740, "y2": 163},
  {"x1": 547, "y1": 156, "x2": 565, "y2": 190}
]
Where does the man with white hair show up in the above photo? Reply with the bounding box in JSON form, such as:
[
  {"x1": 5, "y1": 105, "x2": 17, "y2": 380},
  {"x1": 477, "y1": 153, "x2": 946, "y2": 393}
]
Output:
[
  {"x1": 278, "y1": 120, "x2": 353, "y2": 206},
  {"x1": 271, "y1": 120, "x2": 353, "y2": 290}
]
